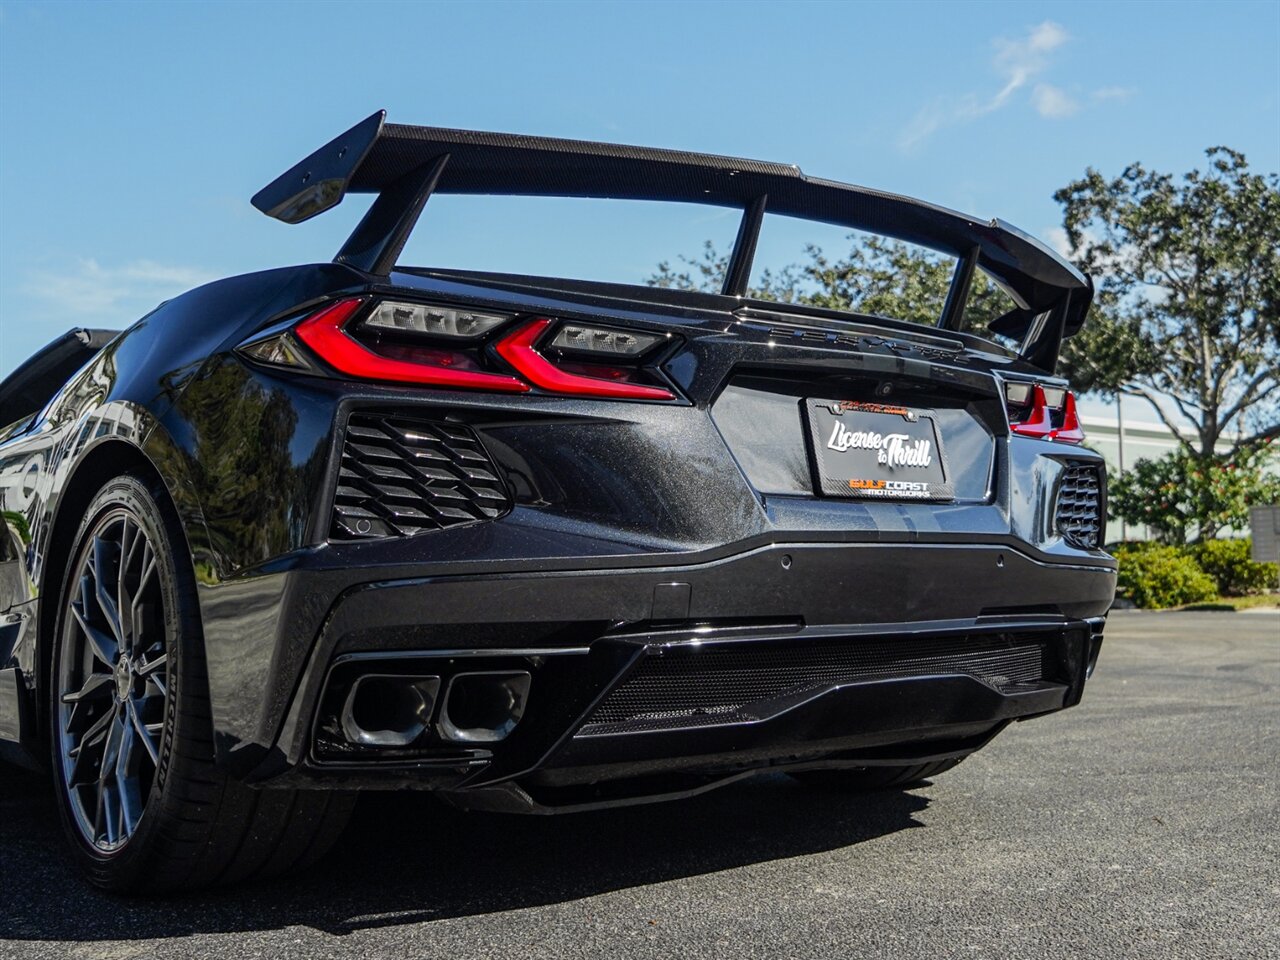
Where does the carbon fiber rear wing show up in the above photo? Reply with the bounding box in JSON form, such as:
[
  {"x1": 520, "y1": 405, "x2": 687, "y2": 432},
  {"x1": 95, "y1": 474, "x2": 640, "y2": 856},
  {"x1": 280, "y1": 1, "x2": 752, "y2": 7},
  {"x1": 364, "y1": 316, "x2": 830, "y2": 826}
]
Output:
[{"x1": 252, "y1": 110, "x2": 1090, "y2": 369}]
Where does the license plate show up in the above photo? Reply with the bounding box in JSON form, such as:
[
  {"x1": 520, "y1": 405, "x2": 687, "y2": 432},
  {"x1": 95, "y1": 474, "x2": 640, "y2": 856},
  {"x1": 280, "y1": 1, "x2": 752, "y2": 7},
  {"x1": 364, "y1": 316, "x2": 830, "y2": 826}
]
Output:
[{"x1": 804, "y1": 399, "x2": 954, "y2": 501}]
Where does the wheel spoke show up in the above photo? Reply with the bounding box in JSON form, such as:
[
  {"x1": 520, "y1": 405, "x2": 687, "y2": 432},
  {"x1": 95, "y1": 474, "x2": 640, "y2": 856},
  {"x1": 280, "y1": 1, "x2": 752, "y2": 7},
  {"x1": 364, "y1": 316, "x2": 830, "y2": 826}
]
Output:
[
  {"x1": 67, "y1": 710, "x2": 113, "y2": 787},
  {"x1": 61, "y1": 672, "x2": 113, "y2": 704},
  {"x1": 116, "y1": 715, "x2": 133, "y2": 776},
  {"x1": 127, "y1": 699, "x2": 160, "y2": 766},
  {"x1": 138, "y1": 649, "x2": 169, "y2": 698},
  {"x1": 117, "y1": 521, "x2": 136, "y2": 646},
  {"x1": 101, "y1": 786, "x2": 120, "y2": 847},
  {"x1": 90, "y1": 710, "x2": 125, "y2": 846},
  {"x1": 115, "y1": 719, "x2": 144, "y2": 837},
  {"x1": 94, "y1": 771, "x2": 108, "y2": 842},
  {"x1": 71, "y1": 707, "x2": 115, "y2": 754},
  {"x1": 71, "y1": 598, "x2": 117, "y2": 666},
  {"x1": 98, "y1": 710, "x2": 124, "y2": 782},
  {"x1": 131, "y1": 602, "x2": 155, "y2": 658},
  {"x1": 136, "y1": 541, "x2": 157, "y2": 593},
  {"x1": 91, "y1": 535, "x2": 125, "y2": 647},
  {"x1": 131, "y1": 545, "x2": 158, "y2": 657},
  {"x1": 136, "y1": 651, "x2": 167, "y2": 677},
  {"x1": 64, "y1": 677, "x2": 113, "y2": 740}
]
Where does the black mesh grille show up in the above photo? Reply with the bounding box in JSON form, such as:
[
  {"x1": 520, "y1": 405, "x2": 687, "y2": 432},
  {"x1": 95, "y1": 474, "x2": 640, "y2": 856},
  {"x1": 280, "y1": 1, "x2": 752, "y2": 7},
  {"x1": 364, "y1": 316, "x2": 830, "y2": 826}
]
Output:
[
  {"x1": 579, "y1": 635, "x2": 1050, "y2": 736},
  {"x1": 1056, "y1": 463, "x2": 1103, "y2": 550},
  {"x1": 330, "y1": 414, "x2": 510, "y2": 540}
]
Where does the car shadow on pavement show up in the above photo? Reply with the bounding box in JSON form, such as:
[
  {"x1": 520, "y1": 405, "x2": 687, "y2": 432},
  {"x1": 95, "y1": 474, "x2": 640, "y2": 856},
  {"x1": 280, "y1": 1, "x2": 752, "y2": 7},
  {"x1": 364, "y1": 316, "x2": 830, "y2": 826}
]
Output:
[{"x1": 0, "y1": 763, "x2": 931, "y2": 940}]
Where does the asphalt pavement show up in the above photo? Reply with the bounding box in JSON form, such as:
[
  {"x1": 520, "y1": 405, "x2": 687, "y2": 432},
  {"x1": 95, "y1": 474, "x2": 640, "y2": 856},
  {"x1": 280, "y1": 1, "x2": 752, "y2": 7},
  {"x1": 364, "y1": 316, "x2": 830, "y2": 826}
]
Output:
[{"x1": 1, "y1": 610, "x2": 1276, "y2": 959}]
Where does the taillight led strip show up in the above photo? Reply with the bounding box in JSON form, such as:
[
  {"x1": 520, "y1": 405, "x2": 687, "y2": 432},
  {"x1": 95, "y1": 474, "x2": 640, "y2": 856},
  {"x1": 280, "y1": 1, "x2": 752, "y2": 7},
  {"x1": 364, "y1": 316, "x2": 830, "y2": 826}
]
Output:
[
  {"x1": 1005, "y1": 382, "x2": 1085, "y2": 444},
  {"x1": 495, "y1": 318, "x2": 674, "y2": 400},
  {"x1": 295, "y1": 299, "x2": 530, "y2": 393},
  {"x1": 288, "y1": 298, "x2": 675, "y2": 401}
]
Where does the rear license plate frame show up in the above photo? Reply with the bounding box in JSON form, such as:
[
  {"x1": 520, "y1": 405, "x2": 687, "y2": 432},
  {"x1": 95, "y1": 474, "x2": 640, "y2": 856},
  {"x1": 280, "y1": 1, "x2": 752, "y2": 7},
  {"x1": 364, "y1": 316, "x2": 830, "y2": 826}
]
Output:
[{"x1": 804, "y1": 399, "x2": 954, "y2": 502}]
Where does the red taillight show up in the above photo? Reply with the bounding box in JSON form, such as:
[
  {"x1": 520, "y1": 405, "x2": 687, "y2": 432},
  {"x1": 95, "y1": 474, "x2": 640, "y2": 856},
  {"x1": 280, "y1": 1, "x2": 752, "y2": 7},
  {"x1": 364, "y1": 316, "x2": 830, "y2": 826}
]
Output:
[
  {"x1": 1009, "y1": 385, "x2": 1055, "y2": 439},
  {"x1": 268, "y1": 298, "x2": 676, "y2": 401},
  {"x1": 294, "y1": 298, "x2": 529, "y2": 393},
  {"x1": 495, "y1": 318, "x2": 675, "y2": 401},
  {"x1": 1007, "y1": 383, "x2": 1085, "y2": 444},
  {"x1": 1050, "y1": 391, "x2": 1085, "y2": 443}
]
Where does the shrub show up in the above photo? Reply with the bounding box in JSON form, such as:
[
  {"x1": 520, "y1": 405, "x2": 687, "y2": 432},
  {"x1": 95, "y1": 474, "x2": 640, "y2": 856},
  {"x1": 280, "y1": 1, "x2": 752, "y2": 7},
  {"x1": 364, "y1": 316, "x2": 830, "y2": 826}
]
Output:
[
  {"x1": 1113, "y1": 544, "x2": 1218, "y2": 609},
  {"x1": 1108, "y1": 446, "x2": 1280, "y2": 544},
  {"x1": 1105, "y1": 539, "x2": 1163, "y2": 554},
  {"x1": 1187, "y1": 538, "x2": 1279, "y2": 596}
]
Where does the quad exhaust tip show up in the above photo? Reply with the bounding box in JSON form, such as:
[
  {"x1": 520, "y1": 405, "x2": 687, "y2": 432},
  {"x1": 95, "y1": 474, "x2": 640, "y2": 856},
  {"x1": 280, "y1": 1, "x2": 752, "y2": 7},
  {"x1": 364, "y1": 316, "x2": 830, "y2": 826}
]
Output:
[
  {"x1": 437, "y1": 671, "x2": 531, "y2": 744},
  {"x1": 338, "y1": 670, "x2": 531, "y2": 747},
  {"x1": 340, "y1": 674, "x2": 440, "y2": 747}
]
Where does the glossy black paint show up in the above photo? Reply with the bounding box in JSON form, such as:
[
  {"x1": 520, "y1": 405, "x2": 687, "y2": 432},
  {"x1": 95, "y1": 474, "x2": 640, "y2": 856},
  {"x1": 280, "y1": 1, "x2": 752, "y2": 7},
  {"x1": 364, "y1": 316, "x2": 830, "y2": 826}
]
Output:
[
  {"x1": 0, "y1": 255, "x2": 1115, "y2": 807},
  {"x1": 0, "y1": 328, "x2": 120, "y2": 433},
  {"x1": 293, "y1": 616, "x2": 1093, "y2": 808}
]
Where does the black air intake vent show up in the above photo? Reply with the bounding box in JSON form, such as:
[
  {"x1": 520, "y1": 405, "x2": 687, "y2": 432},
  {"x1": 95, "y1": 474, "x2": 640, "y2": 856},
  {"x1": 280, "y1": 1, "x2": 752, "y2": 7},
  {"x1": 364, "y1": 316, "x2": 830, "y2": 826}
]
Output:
[
  {"x1": 1056, "y1": 463, "x2": 1103, "y2": 550},
  {"x1": 578, "y1": 635, "x2": 1050, "y2": 736},
  {"x1": 330, "y1": 414, "x2": 510, "y2": 540}
]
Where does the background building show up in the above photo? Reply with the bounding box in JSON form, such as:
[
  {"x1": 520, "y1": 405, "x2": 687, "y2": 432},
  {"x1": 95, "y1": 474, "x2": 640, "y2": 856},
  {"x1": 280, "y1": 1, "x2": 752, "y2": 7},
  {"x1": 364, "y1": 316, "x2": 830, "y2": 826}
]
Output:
[{"x1": 1081, "y1": 401, "x2": 1278, "y2": 543}]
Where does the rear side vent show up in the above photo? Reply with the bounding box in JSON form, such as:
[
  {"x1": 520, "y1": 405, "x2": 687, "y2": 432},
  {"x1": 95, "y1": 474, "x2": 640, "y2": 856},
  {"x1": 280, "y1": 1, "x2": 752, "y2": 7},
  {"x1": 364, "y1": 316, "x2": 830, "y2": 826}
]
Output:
[
  {"x1": 1056, "y1": 463, "x2": 1103, "y2": 549},
  {"x1": 331, "y1": 414, "x2": 510, "y2": 540}
]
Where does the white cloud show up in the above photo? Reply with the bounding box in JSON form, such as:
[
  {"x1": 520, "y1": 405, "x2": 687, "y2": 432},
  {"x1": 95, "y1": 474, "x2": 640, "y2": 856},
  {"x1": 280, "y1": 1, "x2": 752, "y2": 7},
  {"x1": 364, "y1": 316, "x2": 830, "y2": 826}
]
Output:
[
  {"x1": 22, "y1": 258, "x2": 218, "y2": 320},
  {"x1": 990, "y1": 21, "x2": 1070, "y2": 108},
  {"x1": 1045, "y1": 226, "x2": 1074, "y2": 259},
  {"x1": 898, "y1": 20, "x2": 1122, "y2": 149},
  {"x1": 1032, "y1": 83, "x2": 1080, "y2": 118},
  {"x1": 900, "y1": 21, "x2": 1070, "y2": 149},
  {"x1": 1045, "y1": 224, "x2": 1116, "y2": 263}
]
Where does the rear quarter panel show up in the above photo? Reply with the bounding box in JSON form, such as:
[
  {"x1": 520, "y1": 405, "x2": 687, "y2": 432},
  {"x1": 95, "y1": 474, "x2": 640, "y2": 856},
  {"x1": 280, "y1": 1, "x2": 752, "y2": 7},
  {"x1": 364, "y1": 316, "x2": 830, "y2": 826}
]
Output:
[{"x1": 0, "y1": 263, "x2": 370, "y2": 753}]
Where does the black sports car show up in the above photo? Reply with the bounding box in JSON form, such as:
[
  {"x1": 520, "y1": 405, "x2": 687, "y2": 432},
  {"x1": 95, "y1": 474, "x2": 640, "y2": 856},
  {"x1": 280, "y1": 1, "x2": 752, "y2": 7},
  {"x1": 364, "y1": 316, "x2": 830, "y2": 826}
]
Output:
[{"x1": 0, "y1": 111, "x2": 1114, "y2": 893}]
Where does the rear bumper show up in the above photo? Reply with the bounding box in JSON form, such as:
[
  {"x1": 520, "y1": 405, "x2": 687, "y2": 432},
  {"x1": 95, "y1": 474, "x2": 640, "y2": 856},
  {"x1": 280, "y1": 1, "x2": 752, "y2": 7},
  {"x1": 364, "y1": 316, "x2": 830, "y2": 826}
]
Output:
[{"x1": 236, "y1": 540, "x2": 1112, "y2": 807}]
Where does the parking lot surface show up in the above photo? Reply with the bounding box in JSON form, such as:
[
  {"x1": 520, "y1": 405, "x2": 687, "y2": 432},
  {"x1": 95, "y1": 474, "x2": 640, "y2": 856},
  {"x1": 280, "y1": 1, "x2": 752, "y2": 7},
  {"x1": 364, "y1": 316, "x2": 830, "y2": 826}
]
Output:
[{"x1": 1, "y1": 609, "x2": 1276, "y2": 959}]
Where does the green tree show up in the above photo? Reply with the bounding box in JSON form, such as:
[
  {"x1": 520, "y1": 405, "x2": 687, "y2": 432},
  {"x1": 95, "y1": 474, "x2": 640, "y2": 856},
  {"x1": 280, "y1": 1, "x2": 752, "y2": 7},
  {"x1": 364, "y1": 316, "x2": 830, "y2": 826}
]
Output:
[
  {"x1": 649, "y1": 151, "x2": 1280, "y2": 545},
  {"x1": 1108, "y1": 444, "x2": 1280, "y2": 543},
  {"x1": 1055, "y1": 148, "x2": 1280, "y2": 456},
  {"x1": 649, "y1": 235, "x2": 1014, "y2": 338},
  {"x1": 652, "y1": 150, "x2": 1279, "y2": 459}
]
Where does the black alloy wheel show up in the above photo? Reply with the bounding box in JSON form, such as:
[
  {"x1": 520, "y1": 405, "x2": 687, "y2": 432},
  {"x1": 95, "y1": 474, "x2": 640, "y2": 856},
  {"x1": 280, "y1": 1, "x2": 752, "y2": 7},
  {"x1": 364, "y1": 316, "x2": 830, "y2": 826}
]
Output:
[
  {"x1": 49, "y1": 474, "x2": 353, "y2": 894},
  {"x1": 56, "y1": 506, "x2": 169, "y2": 851}
]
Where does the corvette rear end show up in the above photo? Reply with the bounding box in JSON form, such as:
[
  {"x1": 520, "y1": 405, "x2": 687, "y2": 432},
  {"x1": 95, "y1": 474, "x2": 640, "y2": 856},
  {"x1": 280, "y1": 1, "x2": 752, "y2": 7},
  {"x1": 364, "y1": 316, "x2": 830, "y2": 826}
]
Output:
[
  {"x1": 0, "y1": 111, "x2": 1114, "y2": 889},
  {"x1": 228, "y1": 276, "x2": 1113, "y2": 811}
]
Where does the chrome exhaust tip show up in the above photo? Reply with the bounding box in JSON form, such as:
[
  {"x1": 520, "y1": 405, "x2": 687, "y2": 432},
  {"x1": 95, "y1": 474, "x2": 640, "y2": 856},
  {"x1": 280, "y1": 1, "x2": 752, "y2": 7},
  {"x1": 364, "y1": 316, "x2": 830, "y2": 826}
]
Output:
[
  {"x1": 340, "y1": 674, "x2": 441, "y2": 747},
  {"x1": 437, "y1": 671, "x2": 531, "y2": 743}
]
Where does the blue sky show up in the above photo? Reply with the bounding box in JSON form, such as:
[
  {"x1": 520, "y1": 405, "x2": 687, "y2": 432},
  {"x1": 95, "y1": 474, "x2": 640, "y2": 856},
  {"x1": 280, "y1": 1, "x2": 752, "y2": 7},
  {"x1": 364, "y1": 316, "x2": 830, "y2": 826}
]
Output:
[{"x1": 1, "y1": 0, "x2": 1277, "y2": 394}]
